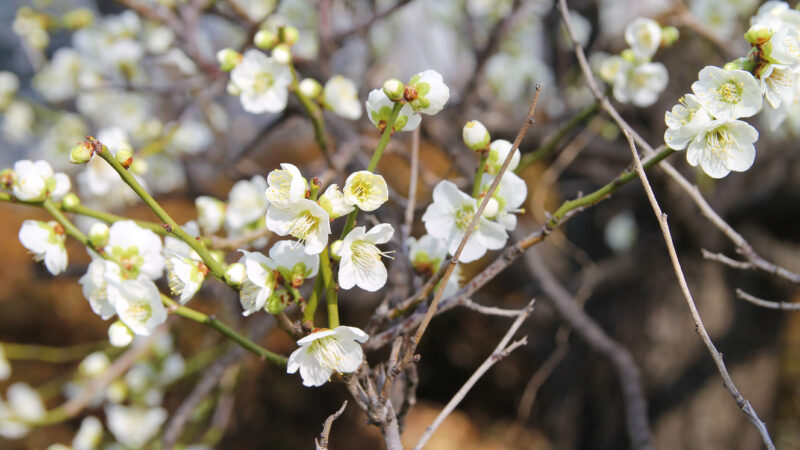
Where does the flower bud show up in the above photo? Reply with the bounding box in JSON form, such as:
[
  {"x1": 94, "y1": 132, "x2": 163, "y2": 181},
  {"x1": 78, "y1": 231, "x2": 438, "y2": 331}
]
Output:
[
  {"x1": 330, "y1": 240, "x2": 343, "y2": 260},
  {"x1": 745, "y1": 25, "x2": 771, "y2": 46},
  {"x1": 79, "y1": 352, "x2": 110, "y2": 378},
  {"x1": 108, "y1": 321, "x2": 134, "y2": 348},
  {"x1": 272, "y1": 44, "x2": 292, "y2": 64},
  {"x1": 226, "y1": 262, "x2": 246, "y2": 286},
  {"x1": 216, "y1": 48, "x2": 242, "y2": 72},
  {"x1": 88, "y1": 222, "x2": 109, "y2": 248},
  {"x1": 69, "y1": 142, "x2": 93, "y2": 164},
  {"x1": 481, "y1": 197, "x2": 499, "y2": 218},
  {"x1": 254, "y1": 29, "x2": 278, "y2": 50},
  {"x1": 115, "y1": 148, "x2": 133, "y2": 169},
  {"x1": 130, "y1": 158, "x2": 148, "y2": 175},
  {"x1": 620, "y1": 49, "x2": 636, "y2": 62},
  {"x1": 462, "y1": 120, "x2": 491, "y2": 151},
  {"x1": 0, "y1": 168, "x2": 16, "y2": 189},
  {"x1": 62, "y1": 192, "x2": 81, "y2": 209},
  {"x1": 61, "y1": 8, "x2": 94, "y2": 30},
  {"x1": 265, "y1": 288, "x2": 291, "y2": 314},
  {"x1": 298, "y1": 78, "x2": 323, "y2": 99},
  {"x1": 280, "y1": 26, "x2": 300, "y2": 46},
  {"x1": 661, "y1": 26, "x2": 679, "y2": 47},
  {"x1": 382, "y1": 78, "x2": 405, "y2": 102}
]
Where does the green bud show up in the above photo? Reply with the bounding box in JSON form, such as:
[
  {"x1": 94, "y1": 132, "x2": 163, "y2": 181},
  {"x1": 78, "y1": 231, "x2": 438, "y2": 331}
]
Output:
[
  {"x1": 216, "y1": 48, "x2": 242, "y2": 72},
  {"x1": 661, "y1": 26, "x2": 679, "y2": 47},
  {"x1": 61, "y1": 8, "x2": 94, "y2": 30},
  {"x1": 69, "y1": 142, "x2": 93, "y2": 164},
  {"x1": 88, "y1": 222, "x2": 109, "y2": 248},
  {"x1": 298, "y1": 78, "x2": 323, "y2": 99},
  {"x1": 289, "y1": 263, "x2": 307, "y2": 287},
  {"x1": 61, "y1": 193, "x2": 81, "y2": 209},
  {"x1": 462, "y1": 120, "x2": 491, "y2": 151},
  {"x1": 280, "y1": 26, "x2": 300, "y2": 46},
  {"x1": 382, "y1": 78, "x2": 405, "y2": 101},
  {"x1": 0, "y1": 168, "x2": 16, "y2": 189},
  {"x1": 745, "y1": 25, "x2": 772, "y2": 46},
  {"x1": 115, "y1": 148, "x2": 133, "y2": 169},
  {"x1": 254, "y1": 29, "x2": 278, "y2": 50},
  {"x1": 620, "y1": 49, "x2": 636, "y2": 63},
  {"x1": 330, "y1": 240, "x2": 343, "y2": 261},
  {"x1": 265, "y1": 288, "x2": 291, "y2": 314},
  {"x1": 272, "y1": 44, "x2": 292, "y2": 64}
]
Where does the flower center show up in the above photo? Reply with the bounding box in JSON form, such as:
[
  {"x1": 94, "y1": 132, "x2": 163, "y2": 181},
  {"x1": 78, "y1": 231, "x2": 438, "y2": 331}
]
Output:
[
  {"x1": 351, "y1": 240, "x2": 384, "y2": 272},
  {"x1": 253, "y1": 72, "x2": 274, "y2": 93},
  {"x1": 310, "y1": 336, "x2": 347, "y2": 371},
  {"x1": 706, "y1": 127, "x2": 734, "y2": 157},
  {"x1": 166, "y1": 260, "x2": 184, "y2": 295},
  {"x1": 289, "y1": 211, "x2": 319, "y2": 243},
  {"x1": 716, "y1": 81, "x2": 742, "y2": 104},
  {"x1": 126, "y1": 301, "x2": 152, "y2": 323},
  {"x1": 455, "y1": 205, "x2": 476, "y2": 230}
]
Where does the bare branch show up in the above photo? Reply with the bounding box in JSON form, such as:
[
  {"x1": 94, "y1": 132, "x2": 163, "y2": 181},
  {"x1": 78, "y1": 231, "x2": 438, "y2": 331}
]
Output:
[
  {"x1": 460, "y1": 298, "x2": 528, "y2": 317},
  {"x1": 315, "y1": 401, "x2": 348, "y2": 450},
  {"x1": 736, "y1": 288, "x2": 800, "y2": 311}
]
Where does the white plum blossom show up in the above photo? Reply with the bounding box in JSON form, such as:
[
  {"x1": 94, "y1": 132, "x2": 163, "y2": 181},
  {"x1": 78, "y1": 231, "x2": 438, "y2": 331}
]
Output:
[
  {"x1": 238, "y1": 250, "x2": 277, "y2": 316},
  {"x1": 265, "y1": 163, "x2": 307, "y2": 209},
  {"x1": 486, "y1": 139, "x2": 521, "y2": 174},
  {"x1": 759, "y1": 63, "x2": 796, "y2": 109},
  {"x1": 266, "y1": 198, "x2": 331, "y2": 254},
  {"x1": 18, "y1": 220, "x2": 68, "y2": 275},
  {"x1": 108, "y1": 321, "x2": 134, "y2": 347},
  {"x1": 687, "y1": 119, "x2": 759, "y2": 178},
  {"x1": 691, "y1": 66, "x2": 762, "y2": 120},
  {"x1": 613, "y1": 62, "x2": 669, "y2": 107},
  {"x1": 7, "y1": 383, "x2": 45, "y2": 423},
  {"x1": 195, "y1": 196, "x2": 226, "y2": 235},
  {"x1": 323, "y1": 75, "x2": 362, "y2": 120},
  {"x1": 106, "y1": 277, "x2": 168, "y2": 336},
  {"x1": 664, "y1": 94, "x2": 714, "y2": 150},
  {"x1": 422, "y1": 180, "x2": 507, "y2": 263},
  {"x1": 268, "y1": 240, "x2": 319, "y2": 286},
  {"x1": 339, "y1": 224, "x2": 394, "y2": 292},
  {"x1": 11, "y1": 160, "x2": 71, "y2": 202},
  {"x1": 105, "y1": 221, "x2": 164, "y2": 280},
  {"x1": 318, "y1": 184, "x2": 355, "y2": 219},
  {"x1": 106, "y1": 404, "x2": 167, "y2": 449},
  {"x1": 72, "y1": 416, "x2": 103, "y2": 450},
  {"x1": 230, "y1": 49, "x2": 292, "y2": 113},
  {"x1": 166, "y1": 252, "x2": 207, "y2": 304},
  {"x1": 225, "y1": 175, "x2": 269, "y2": 231},
  {"x1": 479, "y1": 171, "x2": 528, "y2": 231},
  {"x1": 366, "y1": 89, "x2": 421, "y2": 132},
  {"x1": 79, "y1": 259, "x2": 123, "y2": 320},
  {"x1": 767, "y1": 24, "x2": 800, "y2": 65},
  {"x1": 287, "y1": 326, "x2": 368, "y2": 387},
  {"x1": 343, "y1": 171, "x2": 388, "y2": 212},
  {"x1": 405, "y1": 70, "x2": 450, "y2": 115},
  {"x1": 625, "y1": 17, "x2": 662, "y2": 61},
  {"x1": 406, "y1": 234, "x2": 448, "y2": 275}
]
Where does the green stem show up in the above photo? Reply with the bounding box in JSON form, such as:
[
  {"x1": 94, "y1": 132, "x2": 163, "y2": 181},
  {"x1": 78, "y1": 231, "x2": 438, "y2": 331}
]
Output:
[
  {"x1": 318, "y1": 249, "x2": 339, "y2": 329},
  {"x1": 472, "y1": 153, "x2": 488, "y2": 198},
  {"x1": 548, "y1": 147, "x2": 676, "y2": 228},
  {"x1": 517, "y1": 101, "x2": 600, "y2": 172},
  {"x1": 95, "y1": 149, "x2": 233, "y2": 287},
  {"x1": 161, "y1": 295, "x2": 287, "y2": 366},
  {"x1": 2, "y1": 341, "x2": 107, "y2": 363},
  {"x1": 303, "y1": 275, "x2": 324, "y2": 324},
  {"x1": 289, "y1": 63, "x2": 332, "y2": 167},
  {"x1": 42, "y1": 199, "x2": 91, "y2": 247},
  {"x1": 65, "y1": 203, "x2": 170, "y2": 237}
]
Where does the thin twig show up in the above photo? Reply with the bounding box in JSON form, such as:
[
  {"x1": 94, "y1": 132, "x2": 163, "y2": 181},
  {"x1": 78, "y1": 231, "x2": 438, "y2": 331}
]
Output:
[
  {"x1": 315, "y1": 401, "x2": 348, "y2": 450},
  {"x1": 624, "y1": 131, "x2": 775, "y2": 450},
  {"x1": 736, "y1": 288, "x2": 800, "y2": 311},
  {"x1": 701, "y1": 249, "x2": 754, "y2": 270},
  {"x1": 460, "y1": 298, "x2": 527, "y2": 317},
  {"x1": 414, "y1": 299, "x2": 535, "y2": 449},
  {"x1": 403, "y1": 126, "x2": 421, "y2": 242}
]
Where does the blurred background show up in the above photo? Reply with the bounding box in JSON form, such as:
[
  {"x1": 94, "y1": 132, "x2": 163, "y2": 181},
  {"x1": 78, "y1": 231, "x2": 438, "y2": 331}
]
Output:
[{"x1": 1, "y1": 0, "x2": 800, "y2": 448}]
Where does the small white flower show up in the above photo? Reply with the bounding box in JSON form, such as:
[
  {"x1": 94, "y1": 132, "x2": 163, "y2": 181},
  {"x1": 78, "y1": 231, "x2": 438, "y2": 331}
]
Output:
[
  {"x1": 479, "y1": 171, "x2": 528, "y2": 231},
  {"x1": 268, "y1": 240, "x2": 319, "y2": 286},
  {"x1": 11, "y1": 160, "x2": 71, "y2": 202},
  {"x1": 323, "y1": 75, "x2": 362, "y2": 120},
  {"x1": 265, "y1": 163, "x2": 307, "y2": 209},
  {"x1": 108, "y1": 321, "x2": 134, "y2": 347},
  {"x1": 238, "y1": 250, "x2": 277, "y2": 316},
  {"x1": 287, "y1": 326, "x2": 368, "y2": 387},
  {"x1": 594, "y1": 53, "x2": 627, "y2": 85},
  {"x1": 105, "y1": 220, "x2": 164, "y2": 280},
  {"x1": 230, "y1": 49, "x2": 292, "y2": 114},
  {"x1": 767, "y1": 24, "x2": 800, "y2": 65},
  {"x1": 687, "y1": 119, "x2": 759, "y2": 178},
  {"x1": 406, "y1": 234, "x2": 447, "y2": 275},
  {"x1": 106, "y1": 277, "x2": 168, "y2": 336},
  {"x1": 613, "y1": 62, "x2": 669, "y2": 107},
  {"x1": 106, "y1": 404, "x2": 167, "y2": 449},
  {"x1": 166, "y1": 252, "x2": 207, "y2": 304},
  {"x1": 225, "y1": 175, "x2": 269, "y2": 231},
  {"x1": 604, "y1": 211, "x2": 638, "y2": 253},
  {"x1": 79, "y1": 259, "x2": 123, "y2": 320},
  {"x1": 79, "y1": 352, "x2": 110, "y2": 378},
  {"x1": 486, "y1": 139, "x2": 521, "y2": 175},
  {"x1": 7, "y1": 383, "x2": 45, "y2": 422},
  {"x1": 339, "y1": 224, "x2": 394, "y2": 292},
  {"x1": 0, "y1": 346, "x2": 10, "y2": 380},
  {"x1": 760, "y1": 63, "x2": 796, "y2": 109},
  {"x1": 0, "y1": 398, "x2": 29, "y2": 439},
  {"x1": 266, "y1": 198, "x2": 331, "y2": 254},
  {"x1": 405, "y1": 70, "x2": 450, "y2": 115},
  {"x1": 18, "y1": 220, "x2": 68, "y2": 275},
  {"x1": 366, "y1": 89, "x2": 421, "y2": 132},
  {"x1": 422, "y1": 180, "x2": 508, "y2": 263},
  {"x1": 624, "y1": 17, "x2": 662, "y2": 61},
  {"x1": 691, "y1": 66, "x2": 762, "y2": 120},
  {"x1": 463, "y1": 120, "x2": 491, "y2": 151},
  {"x1": 72, "y1": 416, "x2": 103, "y2": 450},
  {"x1": 318, "y1": 184, "x2": 355, "y2": 219},
  {"x1": 343, "y1": 171, "x2": 388, "y2": 212},
  {"x1": 664, "y1": 94, "x2": 714, "y2": 150},
  {"x1": 195, "y1": 196, "x2": 226, "y2": 235}
]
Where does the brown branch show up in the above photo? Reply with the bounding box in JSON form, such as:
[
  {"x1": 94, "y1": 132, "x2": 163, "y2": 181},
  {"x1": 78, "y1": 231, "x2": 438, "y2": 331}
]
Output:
[
  {"x1": 736, "y1": 288, "x2": 800, "y2": 311},
  {"x1": 315, "y1": 401, "x2": 348, "y2": 450}
]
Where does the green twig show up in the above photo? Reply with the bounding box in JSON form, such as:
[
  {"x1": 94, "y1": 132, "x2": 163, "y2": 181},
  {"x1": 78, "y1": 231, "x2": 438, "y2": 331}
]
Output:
[
  {"x1": 303, "y1": 275, "x2": 324, "y2": 324},
  {"x1": 472, "y1": 153, "x2": 488, "y2": 198},
  {"x1": 2, "y1": 341, "x2": 107, "y2": 364},
  {"x1": 318, "y1": 249, "x2": 339, "y2": 329}
]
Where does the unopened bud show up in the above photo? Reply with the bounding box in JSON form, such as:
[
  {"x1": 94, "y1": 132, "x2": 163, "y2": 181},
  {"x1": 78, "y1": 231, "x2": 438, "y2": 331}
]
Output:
[
  {"x1": 88, "y1": 222, "x2": 109, "y2": 248},
  {"x1": 661, "y1": 26, "x2": 679, "y2": 47},
  {"x1": 226, "y1": 262, "x2": 246, "y2": 286},
  {"x1": 382, "y1": 78, "x2": 405, "y2": 101},
  {"x1": 130, "y1": 158, "x2": 148, "y2": 175},
  {"x1": 745, "y1": 25, "x2": 771, "y2": 46},
  {"x1": 108, "y1": 321, "x2": 134, "y2": 348},
  {"x1": 216, "y1": 48, "x2": 242, "y2": 72},
  {"x1": 298, "y1": 78, "x2": 322, "y2": 98},
  {"x1": 69, "y1": 142, "x2": 93, "y2": 164},
  {"x1": 62, "y1": 8, "x2": 94, "y2": 30},
  {"x1": 0, "y1": 168, "x2": 16, "y2": 189},
  {"x1": 254, "y1": 29, "x2": 278, "y2": 50},
  {"x1": 115, "y1": 148, "x2": 133, "y2": 169},
  {"x1": 462, "y1": 120, "x2": 491, "y2": 151},
  {"x1": 266, "y1": 288, "x2": 291, "y2": 314},
  {"x1": 330, "y1": 240, "x2": 343, "y2": 261},
  {"x1": 272, "y1": 44, "x2": 292, "y2": 64},
  {"x1": 62, "y1": 193, "x2": 80, "y2": 209},
  {"x1": 620, "y1": 49, "x2": 636, "y2": 62},
  {"x1": 481, "y1": 197, "x2": 499, "y2": 218},
  {"x1": 280, "y1": 26, "x2": 299, "y2": 46}
]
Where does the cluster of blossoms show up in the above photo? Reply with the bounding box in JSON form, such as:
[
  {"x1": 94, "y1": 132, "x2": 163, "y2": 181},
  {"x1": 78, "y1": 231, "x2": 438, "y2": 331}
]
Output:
[
  {"x1": 594, "y1": 17, "x2": 677, "y2": 108},
  {"x1": 664, "y1": 1, "x2": 800, "y2": 178}
]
